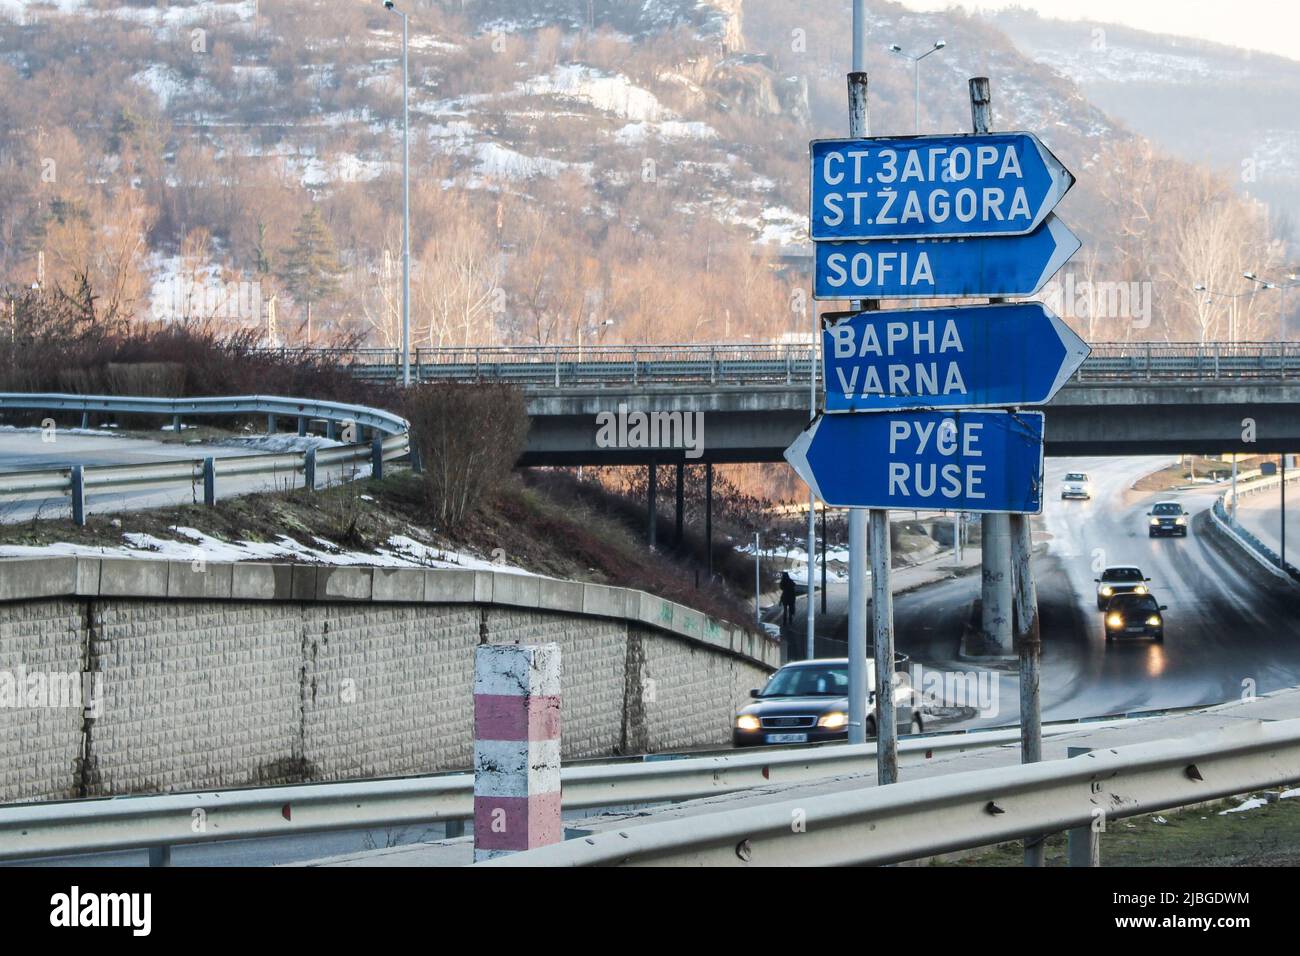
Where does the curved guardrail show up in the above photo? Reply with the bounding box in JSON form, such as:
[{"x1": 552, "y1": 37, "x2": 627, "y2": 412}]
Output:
[
  {"x1": 1213, "y1": 471, "x2": 1300, "y2": 582},
  {"x1": 262, "y1": 341, "x2": 1300, "y2": 388},
  {"x1": 0, "y1": 392, "x2": 409, "y2": 435},
  {"x1": 0, "y1": 393, "x2": 411, "y2": 525}
]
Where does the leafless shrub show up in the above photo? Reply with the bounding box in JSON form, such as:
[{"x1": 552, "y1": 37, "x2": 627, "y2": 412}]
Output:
[{"x1": 404, "y1": 383, "x2": 528, "y2": 531}]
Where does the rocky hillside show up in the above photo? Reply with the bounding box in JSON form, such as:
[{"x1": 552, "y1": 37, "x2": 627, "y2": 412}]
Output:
[
  {"x1": 993, "y1": 7, "x2": 1300, "y2": 245},
  {"x1": 0, "y1": 0, "x2": 1290, "y2": 346}
]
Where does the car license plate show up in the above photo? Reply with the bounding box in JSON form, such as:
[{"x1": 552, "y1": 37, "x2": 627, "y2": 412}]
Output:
[
  {"x1": 1126, "y1": 625, "x2": 1145, "y2": 633},
  {"x1": 766, "y1": 732, "x2": 808, "y2": 744}
]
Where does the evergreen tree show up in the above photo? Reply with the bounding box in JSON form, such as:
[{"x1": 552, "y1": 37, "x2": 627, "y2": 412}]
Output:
[
  {"x1": 277, "y1": 206, "x2": 342, "y2": 343},
  {"x1": 253, "y1": 220, "x2": 273, "y2": 276}
]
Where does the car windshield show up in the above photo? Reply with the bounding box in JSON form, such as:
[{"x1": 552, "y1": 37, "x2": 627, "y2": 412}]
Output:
[
  {"x1": 1102, "y1": 568, "x2": 1144, "y2": 582},
  {"x1": 761, "y1": 664, "x2": 849, "y2": 697},
  {"x1": 1110, "y1": 594, "x2": 1159, "y2": 612},
  {"x1": 1065, "y1": 473, "x2": 1088, "y2": 482},
  {"x1": 1152, "y1": 503, "x2": 1182, "y2": 515}
]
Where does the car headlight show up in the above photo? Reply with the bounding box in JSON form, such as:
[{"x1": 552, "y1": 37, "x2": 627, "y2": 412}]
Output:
[
  {"x1": 1146, "y1": 616, "x2": 1162, "y2": 626},
  {"x1": 1175, "y1": 517, "x2": 1187, "y2": 526},
  {"x1": 1134, "y1": 585, "x2": 1147, "y2": 594},
  {"x1": 735, "y1": 714, "x2": 760, "y2": 731},
  {"x1": 817, "y1": 711, "x2": 849, "y2": 729},
  {"x1": 1150, "y1": 518, "x2": 1160, "y2": 526},
  {"x1": 1106, "y1": 613, "x2": 1124, "y2": 629},
  {"x1": 1099, "y1": 585, "x2": 1113, "y2": 596}
]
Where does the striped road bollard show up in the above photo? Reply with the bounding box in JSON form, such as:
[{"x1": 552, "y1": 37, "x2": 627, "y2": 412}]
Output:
[{"x1": 473, "y1": 642, "x2": 562, "y2": 862}]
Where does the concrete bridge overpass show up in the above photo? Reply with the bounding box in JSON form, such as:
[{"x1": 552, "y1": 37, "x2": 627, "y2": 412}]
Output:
[
  {"x1": 521, "y1": 380, "x2": 1300, "y2": 465},
  {"x1": 335, "y1": 342, "x2": 1300, "y2": 464}
]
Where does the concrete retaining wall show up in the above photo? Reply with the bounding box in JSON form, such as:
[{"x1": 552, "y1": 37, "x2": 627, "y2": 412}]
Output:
[{"x1": 0, "y1": 558, "x2": 777, "y2": 804}]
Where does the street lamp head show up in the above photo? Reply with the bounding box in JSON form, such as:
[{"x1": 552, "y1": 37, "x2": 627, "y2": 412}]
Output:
[
  {"x1": 383, "y1": 0, "x2": 394, "y2": 9},
  {"x1": 889, "y1": 43, "x2": 902, "y2": 53},
  {"x1": 934, "y1": 39, "x2": 946, "y2": 49},
  {"x1": 1193, "y1": 284, "x2": 1207, "y2": 291},
  {"x1": 1243, "y1": 271, "x2": 1257, "y2": 281}
]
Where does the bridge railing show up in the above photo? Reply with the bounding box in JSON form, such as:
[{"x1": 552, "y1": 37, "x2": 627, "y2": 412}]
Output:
[
  {"x1": 290, "y1": 341, "x2": 1300, "y2": 387},
  {"x1": 1077, "y1": 341, "x2": 1300, "y2": 381}
]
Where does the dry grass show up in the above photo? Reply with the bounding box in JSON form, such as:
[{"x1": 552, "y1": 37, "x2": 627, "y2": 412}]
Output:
[{"x1": 0, "y1": 468, "x2": 761, "y2": 631}]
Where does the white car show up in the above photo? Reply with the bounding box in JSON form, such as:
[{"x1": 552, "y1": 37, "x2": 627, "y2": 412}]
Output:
[
  {"x1": 1095, "y1": 565, "x2": 1152, "y2": 610},
  {"x1": 1061, "y1": 471, "x2": 1092, "y2": 500}
]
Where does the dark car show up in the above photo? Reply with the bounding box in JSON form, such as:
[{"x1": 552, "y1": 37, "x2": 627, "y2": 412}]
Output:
[
  {"x1": 1095, "y1": 565, "x2": 1151, "y2": 610},
  {"x1": 733, "y1": 658, "x2": 921, "y2": 748},
  {"x1": 1148, "y1": 501, "x2": 1189, "y2": 537},
  {"x1": 1104, "y1": 592, "x2": 1167, "y2": 643}
]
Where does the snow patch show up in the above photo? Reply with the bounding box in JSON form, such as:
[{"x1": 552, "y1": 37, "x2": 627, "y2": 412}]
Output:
[
  {"x1": 0, "y1": 526, "x2": 537, "y2": 575},
  {"x1": 614, "y1": 120, "x2": 717, "y2": 144},
  {"x1": 520, "y1": 65, "x2": 669, "y2": 122},
  {"x1": 217, "y1": 435, "x2": 345, "y2": 454},
  {"x1": 1219, "y1": 797, "x2": 1268, "y2": 814},
  {"x1": 474, "y1": 142, "x2": 589, "y2": 182},
  {"x1": 299, "y1": 153, "x2": 392, "y2": 188},
  {"x1": 131, "y1": 64, "x2": 213, "y2": 108}
]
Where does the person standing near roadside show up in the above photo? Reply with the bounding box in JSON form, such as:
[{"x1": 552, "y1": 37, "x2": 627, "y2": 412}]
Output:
[{"x1": 780, "y1": 571, "x2": 797, "y2": 625}]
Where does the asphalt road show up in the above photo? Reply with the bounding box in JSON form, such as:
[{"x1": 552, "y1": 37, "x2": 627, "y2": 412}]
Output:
[
  {"x1": 894, "y1": 456, "x2": 1300, "y2": 728},
  {"x1": 1234, "y1": 476, "x2": 1298, "y2": 560}
]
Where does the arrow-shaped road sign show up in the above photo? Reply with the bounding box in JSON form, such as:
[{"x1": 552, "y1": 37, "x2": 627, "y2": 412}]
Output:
[
  {"x1": 814, "y1": 215, "x2": 1080, "y2": 300},
  {"x1": 822, "y1": 302, "x2": 1090, "y2": 413},
  {"x1": 810, "y1": 132, "x2": 1075, "y2": 241},
  {"x1": 784, "y1": 409, "x2": 1045, "y2": 514}
]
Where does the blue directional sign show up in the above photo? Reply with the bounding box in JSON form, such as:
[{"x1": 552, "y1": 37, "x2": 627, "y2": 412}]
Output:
[
  {"x1": 814, "y1": 215, "x2": 1079, "y2": 300},
  {"x1": 810, "y1": 132, "x2": 1075, "y2": 241},
  {"x1": 822, "y1": 302, "x2": 1089, "y2": 413},
  {"x1": 784, "y1": 409, "x2": 1045, "y2": 514}
]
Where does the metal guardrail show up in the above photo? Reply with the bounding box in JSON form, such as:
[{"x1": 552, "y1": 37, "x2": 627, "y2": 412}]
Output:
[
  {"x1": 0, "y1": 393, "x2": 411, "y2": 524},
  {"x1": 272, "y1": 342, "x2": 1300, "y2": 388},
  {"x1": 0, "y1": 723, "x2": 1097, "y2": 862},
  {"x1": 485, "y1": 717, "x2": 1300, "y2": 867},
  {"x1": 0, "y1": 393, "x2": 409, "y2": 435},
  {"x1": 1213, "y1": 470, "x2": 1300, "y2": 582}
]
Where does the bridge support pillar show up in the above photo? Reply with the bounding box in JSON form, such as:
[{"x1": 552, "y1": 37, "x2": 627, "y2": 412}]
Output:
[
  {"x1": 647, "y1": 462, "x2": 657, "y2": 548},
  {"x1": 473, "y1": 642, "x2": 561, "y2": 862},
  {"x1": 297, "y1": 416, "x2": 307, "y2": 437},
  {"x1": 674, "y1": 461, "x2": 685, "y2": 547},
  {"x1": 980, "y1": 514, "x2": 1013, "y2": 654},
  {"x1": 267, "y1": 414, "x2": 276, "y2": 434}
]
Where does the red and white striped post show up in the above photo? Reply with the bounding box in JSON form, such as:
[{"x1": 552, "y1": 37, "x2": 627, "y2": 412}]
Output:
[{"x1": 473, "y1": 642, "x2": 562, "y2": 862}]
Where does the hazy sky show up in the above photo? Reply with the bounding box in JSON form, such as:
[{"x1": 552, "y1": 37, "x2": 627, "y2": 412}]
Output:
[{"x1": 898, "y1": 0, "x2": 1300, "y2": 62}]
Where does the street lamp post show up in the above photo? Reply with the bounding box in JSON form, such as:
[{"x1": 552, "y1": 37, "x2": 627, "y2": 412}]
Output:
[
  {"x1": 888, "y1": 39, "x2": 946, "y2": 133},
  {"x1": 1243, "y1": 271, "x2": 1300, "y2": 341},
  {"x1": 1194, "y1": 283, "x2": 1255, "y2": 344},
  {"x1": 385, "y1": 1, "x2": 411, "y2": 387}
]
